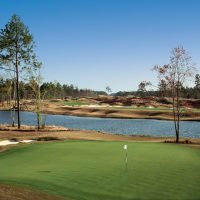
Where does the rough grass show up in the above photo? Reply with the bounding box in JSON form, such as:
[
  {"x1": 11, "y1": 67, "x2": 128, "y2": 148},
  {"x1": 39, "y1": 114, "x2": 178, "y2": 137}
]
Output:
[
  {"x1": 62, "y1": 101, "x2": 89, "y2": 106},
  {"x1": 0, "y1": 141, "x2": 199, "y2": 200}
]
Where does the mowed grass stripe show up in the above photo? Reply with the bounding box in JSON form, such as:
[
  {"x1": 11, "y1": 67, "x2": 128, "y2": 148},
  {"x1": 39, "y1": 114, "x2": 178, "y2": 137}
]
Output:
[{"x1": 0, "y1": 141, "x2": 199, "y2": 200}]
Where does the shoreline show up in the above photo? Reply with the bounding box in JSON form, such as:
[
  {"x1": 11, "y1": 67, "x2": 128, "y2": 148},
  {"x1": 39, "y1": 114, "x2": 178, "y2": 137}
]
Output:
[{"x1": 0, "y1": 125, "x2": 200, "y2": 144}]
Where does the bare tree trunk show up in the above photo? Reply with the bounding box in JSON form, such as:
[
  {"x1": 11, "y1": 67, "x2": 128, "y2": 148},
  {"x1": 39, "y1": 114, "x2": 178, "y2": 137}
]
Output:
[
  {"x1": 172, "y1": 95, "x2": 178, "y2": 142},
  {"x1": 176, "y1": 84, "x2": 180, "y2": 143},
  {"x1": 9, "y1": 79, "x2": 15, "y2": 127},
  {"x1": 11, "y1": 79, "x2": 16, "y2": 127},
  {"x1": 15, "y1": 22, "x2": 20, "y2": 129},
  {"x1": 16, "y1": 54, "x2": 20, "y2": 129},
  {"x1": 36, "y1": 86, "x2": 42, "y2": 130},
  {"x1": 172, "y1": 85, "x2": 179, "y2": 143}
]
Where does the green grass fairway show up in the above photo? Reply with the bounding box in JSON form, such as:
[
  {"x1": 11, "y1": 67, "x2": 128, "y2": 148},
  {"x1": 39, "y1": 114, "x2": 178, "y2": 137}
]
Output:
[{"x1": 0, "y1": 141, "x2": 199, "y2": 200}]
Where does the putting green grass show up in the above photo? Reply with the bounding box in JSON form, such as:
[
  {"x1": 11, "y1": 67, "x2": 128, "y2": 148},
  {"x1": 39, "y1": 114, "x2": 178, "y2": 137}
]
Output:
[{"x1": 0, "y1": 141, "x2": 199, "y2": 200}]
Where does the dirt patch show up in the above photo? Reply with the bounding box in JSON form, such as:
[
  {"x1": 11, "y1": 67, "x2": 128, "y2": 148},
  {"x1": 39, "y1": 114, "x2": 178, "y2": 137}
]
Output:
[
  {"x1": 0, "y1": 184, "x2": 66, "y2": 200},
  {"x1": 164, "y1": 139, "x2": 193, "y2": 144}
]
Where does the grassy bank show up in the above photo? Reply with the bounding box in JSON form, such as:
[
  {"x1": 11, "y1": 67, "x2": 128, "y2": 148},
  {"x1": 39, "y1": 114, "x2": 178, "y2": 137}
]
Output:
[{"x1": 0, "y1": 141, "x2": 199, "y2": 200}]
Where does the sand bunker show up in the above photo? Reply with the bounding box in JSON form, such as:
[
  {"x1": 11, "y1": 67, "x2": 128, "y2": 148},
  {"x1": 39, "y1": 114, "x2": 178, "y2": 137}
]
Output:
[{"x1": 0, "y1": 139, "x2": 34, "y2": 146}]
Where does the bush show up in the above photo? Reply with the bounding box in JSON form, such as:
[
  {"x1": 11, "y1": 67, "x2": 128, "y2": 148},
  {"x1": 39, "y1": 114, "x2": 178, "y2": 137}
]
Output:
[{"x1": 157, "y1": 98, "x2": 171, "y2": 104}]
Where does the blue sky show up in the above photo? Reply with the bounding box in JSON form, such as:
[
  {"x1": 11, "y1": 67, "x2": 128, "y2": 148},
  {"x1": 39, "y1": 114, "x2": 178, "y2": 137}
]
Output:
[{"x1": 0, "y1": 0, "x2": 200, "y2": 92}]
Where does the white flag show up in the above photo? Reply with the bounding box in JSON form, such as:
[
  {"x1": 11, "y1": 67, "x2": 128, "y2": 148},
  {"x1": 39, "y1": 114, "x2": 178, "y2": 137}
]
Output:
[{"x1": 124, "y1": 144, "x2": 127, "y2": 150}]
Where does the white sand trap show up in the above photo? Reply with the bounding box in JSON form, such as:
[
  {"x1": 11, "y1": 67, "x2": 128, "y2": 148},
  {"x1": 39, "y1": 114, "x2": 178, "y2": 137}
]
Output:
[
  {"x1": 81, "y1": 104, "x2": 102, "y2": 107},
  {"x1": 20, "y1": 140, "x2": 34, "y2": 143},
  {"x1": 0, "y1": 140, "x2": 19, "y2": 146},
  {"x1": 0, "y1": 140, "x2": 35, "y2": 146}
]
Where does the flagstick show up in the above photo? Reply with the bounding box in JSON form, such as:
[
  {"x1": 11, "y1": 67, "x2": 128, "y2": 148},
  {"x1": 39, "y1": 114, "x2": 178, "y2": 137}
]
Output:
[
  {"x1": 125, "y1": 148, "x2": 128, "y2": 174},
  {"x1": 124, "y1": 144, "x2": 128, "y2": 174}
]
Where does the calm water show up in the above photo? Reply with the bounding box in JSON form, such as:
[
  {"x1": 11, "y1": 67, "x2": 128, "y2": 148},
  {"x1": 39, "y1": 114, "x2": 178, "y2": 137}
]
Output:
[{"x1": 0, "y1": 111, "x2": 200, "y2": 138}]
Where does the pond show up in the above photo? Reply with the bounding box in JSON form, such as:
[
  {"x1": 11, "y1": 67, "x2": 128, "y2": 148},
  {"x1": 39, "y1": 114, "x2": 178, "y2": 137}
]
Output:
[{"x1": 0, "y1": 111, "x2": 200, "y2": 138}]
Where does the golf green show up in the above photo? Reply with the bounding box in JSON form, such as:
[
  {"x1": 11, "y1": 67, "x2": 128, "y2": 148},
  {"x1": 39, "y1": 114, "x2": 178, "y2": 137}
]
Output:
[{"x1": 0, "y1": 141, "x2": 199, "y2": 200}]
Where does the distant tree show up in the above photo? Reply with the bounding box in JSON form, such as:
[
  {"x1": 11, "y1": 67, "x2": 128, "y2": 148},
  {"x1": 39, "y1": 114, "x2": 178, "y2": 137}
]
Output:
[
  {"x1": 96, "y1": 91, "x2": 107, "y2": 96},
  {"x1": 194, "y1": 74, "x2": 200, "y2": 88},
  {"x1": 137, "y1": 81, "x2": 152, "y2": 97},
  {"x1": 0, "y1": 14, "x2": 36, "y2": 128},
  {"x1": 27, "y1": 59, "x2": 43, "y2": 129},
  {"x1": 194, "y1": 74, "x2": 200, "y2": 98},
  {"x1": 153, "y1": 46, "x2": 196, "y2": 143},
  {"x1": 0, "y1": 76, "x2": 6, "y2": 106},
  {"x1": 158, "y1": 79, "x2": 168, "y2": 97},
  {"x1": 105, "y1": 86, "x2": 112, "y2": 95}
]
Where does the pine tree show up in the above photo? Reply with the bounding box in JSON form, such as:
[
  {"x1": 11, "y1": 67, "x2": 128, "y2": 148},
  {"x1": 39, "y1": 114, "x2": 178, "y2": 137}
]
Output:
[{"x1": 0, "y1": 14, "x2": 35, "y2": 128}]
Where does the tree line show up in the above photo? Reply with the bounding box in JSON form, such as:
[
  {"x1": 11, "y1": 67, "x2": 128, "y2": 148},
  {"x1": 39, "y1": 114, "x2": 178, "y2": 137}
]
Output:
[
  {"x1": 115, "y1": 73, "x2": 200, "y2": 99},
  {"x1": 0, "y1": 78, "x2": 106, "y2": 104}
]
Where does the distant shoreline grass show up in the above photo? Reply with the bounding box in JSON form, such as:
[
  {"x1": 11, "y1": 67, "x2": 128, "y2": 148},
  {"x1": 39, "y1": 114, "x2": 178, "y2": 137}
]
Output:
[{"x1": 62, "y1": 100, "x2": 89, "y2": 106}]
